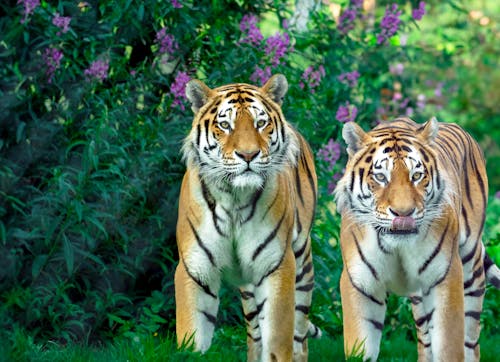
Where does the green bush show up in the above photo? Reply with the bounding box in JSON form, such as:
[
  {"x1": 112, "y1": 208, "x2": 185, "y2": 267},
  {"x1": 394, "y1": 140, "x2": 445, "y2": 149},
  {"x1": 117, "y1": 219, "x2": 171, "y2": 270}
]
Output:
[{"x1": 0, "y1": 0, "x2": 498, "y2": 346}]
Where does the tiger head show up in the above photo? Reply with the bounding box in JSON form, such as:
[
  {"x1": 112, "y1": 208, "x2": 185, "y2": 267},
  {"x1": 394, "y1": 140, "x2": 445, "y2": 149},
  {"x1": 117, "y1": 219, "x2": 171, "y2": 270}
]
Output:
[
  {"x1": 335, "y1": 118, "x2": 448, "y2": 239},
  {"x1": 183, "y1": 74, "x2": 299, "y2": 189}
]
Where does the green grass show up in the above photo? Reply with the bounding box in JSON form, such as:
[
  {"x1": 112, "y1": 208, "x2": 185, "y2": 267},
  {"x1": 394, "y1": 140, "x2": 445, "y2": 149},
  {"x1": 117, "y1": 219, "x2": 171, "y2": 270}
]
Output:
[{"x1": 2, "y1": 327, "x2": 499, "y2": 362}]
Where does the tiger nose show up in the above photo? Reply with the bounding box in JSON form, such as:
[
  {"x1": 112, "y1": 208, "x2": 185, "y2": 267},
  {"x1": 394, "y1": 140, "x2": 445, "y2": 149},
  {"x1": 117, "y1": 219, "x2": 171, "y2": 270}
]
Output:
[
  {"x1": 235, "y1": 150, "x2": 260, "y2": 163},
  {"x1": 388, "y1": 207, "x2": 415, "y2": 217}
]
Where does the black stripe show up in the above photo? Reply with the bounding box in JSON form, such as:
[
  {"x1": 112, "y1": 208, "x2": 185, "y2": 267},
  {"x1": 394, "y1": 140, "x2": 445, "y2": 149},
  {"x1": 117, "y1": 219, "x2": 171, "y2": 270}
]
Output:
[
  {"x1": 461, "y1": 239, "x2": 478, "y2": 265},
  {"x1": 409, "y1": 296, "x2": 422, "y2": 305},
  {"x1": 461, "y1": 207, "x2": 471, "y2": 239},
  {"x1": 294, "y1": 335, "x2": 307, "y2": 343},
  {"x1": 465, "y1": 340, "x2": 479, "y2": 349},
  {"x1": 261, "y1": 190, "x2": 279, "y2": 221},
  {"x1": 252, "y1": 213, "x2": 285, "y2": 260},
  {"x1": 202, "y1": 311, "x2": 217, "y2": 325},
  {"x1": 295, "y1": 304, "x2": 310, "y2": 314},
  {"x1": 465, "y1": 311, "x2": 481, "y2": 320},
  {"x1": 293, "y1": 236, "x2": 308, "y2": 260},
  {"x1": 418, "y1": 222, "x2": 449, "y2": 274},
  {"x1": 188, "y1": 218, "x2": 215, "y2": 267},
  {"x1": 376, "y1": 231, "x2": 391, "y2": 254},
  {"x1": 247, "y1": 333, "x2": 262, "y2": 342},
  {"x1": 296, "y1": 261, "x2": 313, "y2": 283},
  {"x1": 242, "y1": 188, "x2": 264, "y2": 223},
  {"x1": 464, "y1": 287, "x2": 485, "y2": 297},
  {"x1": 244, "y1": 298, "x2": 266, "y2": 322},
  {"x1": 296, "y1": 282, "x2": 314, "y2": 292},
  {"x1": 463, "y1": 266, "x2": 483, "y2": 289},
  {"x1": 346, "y1": 268, "x2": 384, "y2": 306},
  {"x1": 354, "y1": 233, "x2": 379, "y2": 280},
  {"x1": 181, "y1": 258, "x2": 217, "y2": 299},
  {"x1": 295, "y1": 167, "x2": 303, "y2": 205},
  {"x1": 256, "y1": 249, "x2": 287, "y2": 286},
  {"x1": 415, "y1": 308, "x2": 434, "y2": 327},
  {"x1": 417, "y1": 338, "x2": 431, "y2": 348},
  {"x1": 240, "y1": 290, "x2": 254, "y2": 300},
  {"x1": 366, "y1": 318, "x2": 383, "y2": 331},
  {"x1": 200, "y1": 180, "x2": 226, "y2": 237},
  {"x1": 196, "y1": 124, "x2": 201, "y2": 147}
]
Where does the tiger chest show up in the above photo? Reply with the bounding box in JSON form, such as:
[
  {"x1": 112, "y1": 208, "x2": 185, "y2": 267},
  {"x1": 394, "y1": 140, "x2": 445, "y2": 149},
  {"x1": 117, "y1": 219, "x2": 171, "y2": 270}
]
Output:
[
  {"x1": 348, "y1": 228, "x2": 452, "y2": 296},
  {"x1": 189, "y1": 183, "x2": 292, "y2": 286}
]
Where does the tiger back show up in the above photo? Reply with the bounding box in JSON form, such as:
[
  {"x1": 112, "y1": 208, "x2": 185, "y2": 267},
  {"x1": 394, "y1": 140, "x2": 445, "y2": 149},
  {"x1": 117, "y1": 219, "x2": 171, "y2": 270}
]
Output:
[
  {"x1": 175, "y1": 74, "x2": 319, "y2": 361},
  {"x1": 334, "y1": 117, "x2": 500, "y2": 361}
]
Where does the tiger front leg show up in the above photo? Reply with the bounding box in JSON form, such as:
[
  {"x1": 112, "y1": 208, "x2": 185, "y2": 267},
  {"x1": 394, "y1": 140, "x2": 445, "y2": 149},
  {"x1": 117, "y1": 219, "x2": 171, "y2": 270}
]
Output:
[
  {"x1": 253, "y1": 248, "x2": 296, "y2": 362},
  {"x1": 340, "y1": 269, "x2": 387, "y2": 361},
  {"x1": 419, "y1": 251, "x2": 464, "y2": 362},
  {"x1": 175, "y1": 260, "x2": 220, "y2": 352}
]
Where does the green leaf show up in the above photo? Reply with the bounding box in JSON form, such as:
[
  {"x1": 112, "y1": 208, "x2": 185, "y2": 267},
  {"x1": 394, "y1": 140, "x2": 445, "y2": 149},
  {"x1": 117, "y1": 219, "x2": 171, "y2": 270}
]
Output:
[
  {"x1": 62, "y1": 234, "x2": 74, "y2": 275},
  {"x1": 32, "y1": 254, "x2": 48, "y2": 278}
]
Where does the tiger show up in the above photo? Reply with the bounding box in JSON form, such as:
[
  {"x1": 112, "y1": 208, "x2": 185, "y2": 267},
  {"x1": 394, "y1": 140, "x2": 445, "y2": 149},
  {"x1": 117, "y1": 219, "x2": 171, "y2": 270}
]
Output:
[
  {"x1": 334, "y1": 117, "x2": 500, "y2": 361},
  {"x1": 174, "y1": 74, "x2": 320, "y2": 361}
]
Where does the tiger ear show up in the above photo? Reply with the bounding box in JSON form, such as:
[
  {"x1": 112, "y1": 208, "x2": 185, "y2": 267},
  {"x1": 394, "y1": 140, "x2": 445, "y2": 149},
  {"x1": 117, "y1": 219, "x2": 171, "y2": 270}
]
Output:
[
  {"x1": 185, "y1": 79, "x2": 214, "y2": 114},
  {"x1": 261, "y1": 74, "x2": 288, "y2": 105},
  {"x1": 342, "y1": 122, "x2": 370, "y2": 156},
  {"x1": 417, "y1": 117, "x2": 439, "y2": 143}
]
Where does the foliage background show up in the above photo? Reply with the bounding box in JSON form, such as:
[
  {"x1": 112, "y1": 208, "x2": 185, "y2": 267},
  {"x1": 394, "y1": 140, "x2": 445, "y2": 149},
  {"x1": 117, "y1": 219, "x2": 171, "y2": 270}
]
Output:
[{"x1": 0, "y1": 0, "x2": 498, "y2": 356}]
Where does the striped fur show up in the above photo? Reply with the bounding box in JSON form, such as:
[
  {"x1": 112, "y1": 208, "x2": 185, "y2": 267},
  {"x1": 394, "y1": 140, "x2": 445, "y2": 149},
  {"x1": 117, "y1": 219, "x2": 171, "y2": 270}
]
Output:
[
  {"x1": 175, "y1": 74, "x2": 319, "y2": 361},
  {"x1": 334, "y1": 117, "x2": 500, "y2": 361}
]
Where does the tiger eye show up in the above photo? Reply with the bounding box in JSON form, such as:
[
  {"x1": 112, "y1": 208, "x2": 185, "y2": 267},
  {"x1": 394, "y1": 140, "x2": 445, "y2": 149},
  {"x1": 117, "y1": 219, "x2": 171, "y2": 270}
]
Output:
[
  {"x1": 219, "y1": 121, "x2": 230, "y2": 130},
  {"x1": 411, "y1": 172, "x2": 423, "y2": 182},
  {"x1": 374, "y1": 173, "x2": 387, "y2": 183},
  {"x1": 256, "y1": 119, "x2": 267, "y2": 128}
]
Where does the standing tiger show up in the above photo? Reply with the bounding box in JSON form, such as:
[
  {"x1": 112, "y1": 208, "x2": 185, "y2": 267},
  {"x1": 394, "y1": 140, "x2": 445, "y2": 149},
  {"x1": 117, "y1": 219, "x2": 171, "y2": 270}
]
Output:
[
  {"x1": 334, "y1": 117, "x2": 500, "y2": 361},
  {"x1": 175, "y1": 74, "x2": 320, "y2": 361}
]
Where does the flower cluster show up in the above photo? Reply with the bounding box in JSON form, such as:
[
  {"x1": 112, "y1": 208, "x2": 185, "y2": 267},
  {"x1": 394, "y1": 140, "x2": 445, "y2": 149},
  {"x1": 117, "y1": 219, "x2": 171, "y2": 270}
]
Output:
[
  {"x1": 265, "y1": 32, "x2": 292, "y2": 67},
  {"x1": 171, "y1": 0, "x2": 182, "y2": 8},
  {"x1": 250, "y1": 66, "x2": 272, "y2": 86},
  {"x1": 18, "y1": 0, "x2": 40, "y2": 24},
  {"x1": 336, "y1": 102, "x2": 358, "y2": 123},
  {"x1": 299, "y1": 65, "x2": 325, "y2": 93},
  {"x1": 84, "y1": 59, "x2": 109, "y2": 82},
  {"x1": 376, "y1": 4, "x2": 402, "y2": 45},
  {"x1": 170, "y1": 71, "x2": 190, "y2": 110},
  {"x1": 337, "y1": 0, "x2": 363, "y2": 34},
  {"x1": 412, "y1": 2, "x2": 426, "y2": 21},
  {"x1": 43, "y1": 47, "x2": 63, "y2": 83},
  {"x1": 338, "y1": 70, "x2": 360, "y2": 87},
  {"x1": 155, "y1": 28, "x2": 178, "y2": 56},
  {"x1": 317, "y1": 138, "x2": 341, "y2": 171},
  {"x1": 52, "y1": 13, "x2": 71, "y2": 35},
  {"x1": 239, "y1": 14, "x2": 263, "y2": 46}
]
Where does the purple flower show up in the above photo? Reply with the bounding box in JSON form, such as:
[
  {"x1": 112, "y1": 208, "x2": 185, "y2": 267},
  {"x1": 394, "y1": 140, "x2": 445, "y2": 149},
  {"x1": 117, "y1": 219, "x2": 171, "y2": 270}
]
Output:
[
  {"x1": 338, "y1": 70, "x2": 360, "y2": 87},
  {"x1": 337, "y1": 0, "x2": 363, "y2": 34},
  {"x1": 318, "y1": 139, "x2": 341, "y2": 170},
  {"x1": 43, "y1": 47, "x2": 63, "y2": 83},
  {"x1": 495, "y1": 190, "x2": 500, "y2": 199},
  {"x1": 336, "y1": 102, "x2": 358, "y2": 123},
  {"x1": 240, "y1": 14, "x2": 263, "y2": 46},
  {"x1": 299, "y1": 65, "x2": 325, "y2": 93},
  {"x1": 171, "y1": 0, "x2": 182, "y2": 8},
  {"x1": 265, "y1": 32, "x2": 291, "y2": 67},
  {"x1": 52, "y1": 13, "x2": 71, "y2": 35},
  {"x1": 376, "y1": 4, "x2": 402, "y2": 45},
  {"x1": 155, "y1": 28, "x2": 178, "y2": 55},
  {"x1": 170, "y1": 71, "x2": 190, "y2": 110},
  {"x1": 416, "y1": 94, "x2": 426, "y2": 110},
  {"x1": 328, "y1": 172, "x2": 344, "y2": 194},
  {"x1": 389, "y1": 63, "x2": 404, "y2": 75},
  {"x1": 18, "y1": 0, "x2": 40, "y2": 24},
  {"x1": 250, "y1": 66, "x2": 272, "y2": 86},
  {"x1": 412, "y1": 2, "x2": 426, "y2": 21},
  {"x1": 84, "y1": 59, "x2": 109, "y2": 81}
]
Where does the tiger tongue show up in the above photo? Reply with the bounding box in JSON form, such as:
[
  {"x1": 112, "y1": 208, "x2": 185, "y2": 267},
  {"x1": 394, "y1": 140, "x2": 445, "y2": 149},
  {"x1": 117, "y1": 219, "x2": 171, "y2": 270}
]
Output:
[{"x1": 391, "y1": 216, "x2": 416, "y2": 231}]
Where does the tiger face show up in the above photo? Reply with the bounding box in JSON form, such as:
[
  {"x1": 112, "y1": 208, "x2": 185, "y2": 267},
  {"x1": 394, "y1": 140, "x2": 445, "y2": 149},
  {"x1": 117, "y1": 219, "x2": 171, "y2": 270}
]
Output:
[
  {"x1": 183, "y1": 75, "x2": 299, "y2": 189},
  {"x1": 335, "y1": 118, "x2": 446, "y2": 244}
]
